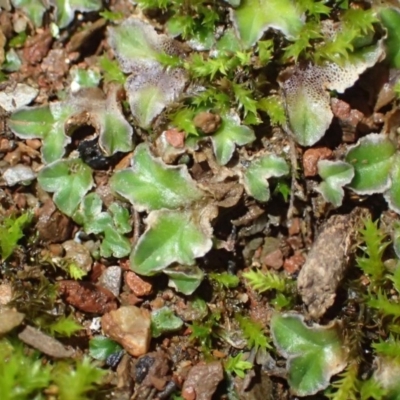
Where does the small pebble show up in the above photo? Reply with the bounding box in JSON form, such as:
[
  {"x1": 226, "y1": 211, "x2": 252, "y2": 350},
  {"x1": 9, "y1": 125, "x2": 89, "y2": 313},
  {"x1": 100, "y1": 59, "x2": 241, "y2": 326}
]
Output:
[
  {"x1": 182, "y1": 362, "x2": 224, "y2": 400},
  {"x1": 3, "y1": 164, "x2": 36, "y2": 186},
  {"x1": 48, "y1": 243, "x2": 64, "y2": 257},
  {"x1": 99, "y1": 266, "x2": 122, "y2": 297},
  {"x1": 101, "y1": 306, "x2": 151, "y2": 357},
  {"x1": 302, "y1": 147, "x2": 333, "y2": 177},
  {"x1": 0, "y1": 138, "x2": 10, "y2": 152},
  {"x1": 125, "y1": 271, "x2": 152, "y2": 297},
  {"x1": 165, "y1": 128, "x2": 185, "y2": 148},
  {"x1": 62, "y1": 240, "x2": 92, "y2": 272},
  {"x1": 4, "y1": 149, "x2": 22, "y2": 166},
  {"x1": 0, "y1": 309, "x2": 25, "y2": 335},
  {"x1": 193, "y1": 112, "x2": 221, "y2": 134},
  {"x1": 283, "y1": 252, "x2": 305, "y2": 274},
  {"x1": 0, "y1": 283, "x2": 13, "y2": 305},
  {"x1": 26, "y1": 139, "x2": 42, "y2": 150}
]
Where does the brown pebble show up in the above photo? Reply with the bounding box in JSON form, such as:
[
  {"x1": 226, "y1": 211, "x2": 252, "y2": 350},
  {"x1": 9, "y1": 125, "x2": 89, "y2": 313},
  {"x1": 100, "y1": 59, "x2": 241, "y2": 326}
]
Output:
[
  {"x1": 182, "y1": 386, "x2": 196, "y2": 400},
  {"x1": 212, "y1": 349, "x2": 226, "y2": 358},
  {"x1": 41, "y1": 49, "x2": 69, "y2": 85},
  {"x1": 150, "y1": 297, "x2": 165, "y2": 310},
  {"x1": 193, "y1": 112, "x2": 221, "y2": 134},
  {"x1": 0, "y1": 138, "x2": 10, "y2": 152},
  {"x1": 101, "y1": 306, "x2": 151, "y2": 357},
  {"x1": 18, "y1": 325, "x2": 74, "y2": 358},
  {"x1": 4, "y1": 149, "x2": 22, "y2": 166},
  {"x1": 263, "y1": 249, "x2": 283, "y2": 270},
  {"x1": 182, "y1": 362, "x2": 224, "y2": 400},
  {"x1": 298, "y1": 208, "x2": 370, "y2": 319},
  {"x1": 286, "y1": 235, "x2": 303, "y2": 251},
  {"x1": 18, "y1": 142, "x2": 40, "y2": 159},
  {"x1": 165, "y1": 128, "x2": 185, "y2": 148},
  {"x1": 283, "y1": 252, "x2": 305, "y2": 274},
  {"x1": 0, "y1": 12, "x2": 13, "y2": 38},
  {"x1": 0, "y1": 283, "x2": 13, "y2": 305},
  {"x1": 91, "y1": 262, "x2": 106, "y2": 282},
  {"x1": 48, "y1": 243, "x2": 64, "y2": 257},
  {"x1": 21, "y1": 155, "x2": 31, "y2": 165},
  {"x1": 26, "y1": 139, "x2": 42, "y2": 150},
  {"x1": 288, "y1": 218, "x2": 300, "y2": 236},
  {"x1": 23, "y1": 30, "x2": 53, "y2": 64},
  {"x1": 0, "y1": 309, "x2": 25, "y2": 335},
  {"x1": 125, "y1": 271, "x2": 152, "y2": 297},
  {"x1": 36, "y1": 200, "x2": 73, "y2": 243},
  {"x1": 58, "y1": 280, "x2": 117, "y2": 314},
  {"x1": 62, "y1": 240, "x2": 92, "y2": 273},
  {"x1": 13, "y1": 193, "x2": 27, "y2": 209},
  {"x1": 331, "y1": 98, "x2": 364, "y2": 127},
  {"x1": 120, "y1": 292, "x2": 142, "y2": 306},
  {"x1": 302, "y1": 147, "x2": 333, "y2": 177}
]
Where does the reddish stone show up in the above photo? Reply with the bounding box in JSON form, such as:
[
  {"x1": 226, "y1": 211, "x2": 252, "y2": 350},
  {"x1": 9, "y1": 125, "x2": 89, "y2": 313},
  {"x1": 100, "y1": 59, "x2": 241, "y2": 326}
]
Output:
[
  {"x1": 125, "y1": 271, "x2": 152, "y2": 297},
  {"x1": 331, "y1": 98, "x2": 364, "y2": 127},
  {"x1": 263, "y1": 249, "x2": 283, "y2": 270},
  {"x1": 288, "y1": 217, "x2": 301, "y2": 236},
  {"x1": 90, "y1": 262, "x2": 106, "y2": 282},
  {"x1": 165, "y1": 128, "x2": 185, "y2": 148},
  {"x1": 58, "y1": 280, "x2": 117, "y2": 314},
  {"x1": 302, "y1": 147, "x2": 333, "y2": 177},
  {"x1": 182, "y1": 362, "x2": 224, "y2": 400},
  {"x1": 283, "y1": 252, "x2": 305, "y2": 274},
  {"x1": 23, "y1": 30, "x2": 53, "y2": 64},
  {"x1": 182, "y1": 386, "x2": 196, "y2": 400},
  {"x1": 36, "y1": 199, "x2": 73, "y2": 243}
]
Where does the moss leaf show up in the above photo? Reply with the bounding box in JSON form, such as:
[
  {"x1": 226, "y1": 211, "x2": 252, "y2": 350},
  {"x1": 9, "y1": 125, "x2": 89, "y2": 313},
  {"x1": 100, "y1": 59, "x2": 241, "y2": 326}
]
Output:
[
  {"x1": 108, "y1": 17, "x2": 180, "y2": 72},
  {"x1": 379, "y1": 8, "x2": 400, "y2": 68},
  {"x1": 164, "y1": 264, "x2": 204, "y2": 295},
  {"x1": 97, "y1": 87, "x2": 134, "y2": 155},
  {"x1": 280, "y1": 41, "x2": 384, "y2": 146},
  {"x1": 130, "y1": 207, "x2": 215, "y2": 275},
  {"x1": 242, "y1": 154, "x2": 289, "y2": 202},
  {"x1": 8, "y1": 103, "x2": 73, "y2": 164},
  {"x1": 100, "y1": 226, "x2": 131, "y2": 259},
  {"x1": 345, "y1": 133, "x2": 396, "y2": 194},
  {"x1": 151, "y1": 307, "x2": 184, "y2": 338},
  {"x1": 231, "y1": 0, "x2": 303, "y2": 48},
  {"x1": 11, "y1": 0, "x2": 47, "y2": 27},
  {"x1": 89, "y1": 336, "x2": 122, "y2": 361},
  {"x1": 73, "y1": 193, "x2": 131, "y2": 259},
  {"x1": 52, "y1": 0, "x2": 102, "y2": 29},
  {"x1": 211, "y1": 112, "x2": 255, "y2": 165},
  {"x1": 271, "y1": 313, "x2": 348, "y2": 396},
  {"x1": 125, "y1": 66, "x2": 187, "y2": 129},
  {"x1": 384, "y1": 153, "x2": 400, "y2": 213},
  {"x1": 38, "y1": 159, "x2": 93, "y2": 217},
  {"x1": 316, "y1": 160, "x2": 354, "y2": 208},
  {"x1": 110, "y1": 143, "x2": 204, "y2": 212}
]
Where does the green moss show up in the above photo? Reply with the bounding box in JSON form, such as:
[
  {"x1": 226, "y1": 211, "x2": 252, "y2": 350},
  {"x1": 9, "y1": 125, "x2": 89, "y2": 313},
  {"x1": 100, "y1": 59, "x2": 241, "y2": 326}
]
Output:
[
  {"x1": 357, "y1": 217, "x2": 389, "y2": 284},
  {"x1": 0, "y1": 210, "x2": 33, "y2": 261},
  {"x1": 0, "y1": 339, "x2": 106, "y2": 400}
]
